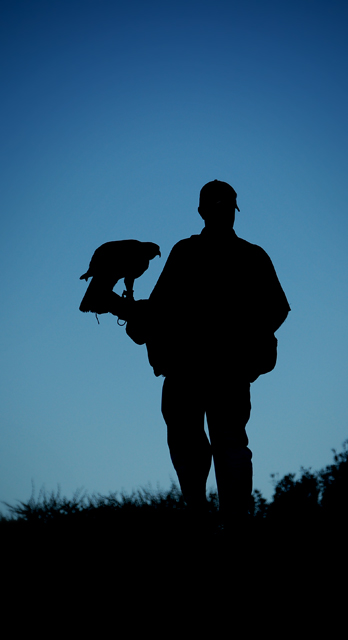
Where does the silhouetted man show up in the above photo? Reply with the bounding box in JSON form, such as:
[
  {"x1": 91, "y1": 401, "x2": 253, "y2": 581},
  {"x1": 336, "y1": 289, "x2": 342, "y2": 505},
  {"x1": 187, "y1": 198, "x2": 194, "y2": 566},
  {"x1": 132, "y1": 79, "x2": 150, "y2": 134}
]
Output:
[{"x1": 107, "y1": 180, "x2": 290, "y2": 529}]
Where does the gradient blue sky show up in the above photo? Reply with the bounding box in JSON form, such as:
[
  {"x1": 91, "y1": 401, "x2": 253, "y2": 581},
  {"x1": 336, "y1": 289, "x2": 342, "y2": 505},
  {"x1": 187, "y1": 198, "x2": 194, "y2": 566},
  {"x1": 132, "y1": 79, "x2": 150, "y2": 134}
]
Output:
[{"x1": 1, "y1": 0, "x2": 348, "y2": 515}]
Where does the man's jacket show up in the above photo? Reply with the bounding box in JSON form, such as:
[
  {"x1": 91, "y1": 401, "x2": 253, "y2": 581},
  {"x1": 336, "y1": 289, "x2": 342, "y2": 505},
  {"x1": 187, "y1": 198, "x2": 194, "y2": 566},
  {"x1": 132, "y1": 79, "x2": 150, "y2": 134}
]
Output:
[{"x1": 126, "y1": 228, "x2": 290, "y2": 381}]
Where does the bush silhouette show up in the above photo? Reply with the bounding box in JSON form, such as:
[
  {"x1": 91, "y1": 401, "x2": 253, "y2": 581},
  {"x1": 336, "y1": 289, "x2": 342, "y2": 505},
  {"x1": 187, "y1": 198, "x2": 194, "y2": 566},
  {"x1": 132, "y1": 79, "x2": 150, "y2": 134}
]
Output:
[
  {"x1": 318, "y1": 441, "x2": 348, "y2": 522},
  {"x1": 2, "y1": 440, "x2": 347, "y2": 540},
  {"x1": 265, "y1": 440, "x2": 348, "y2": 526},
  {"x1": 266, "y1": 468, "x2": 321, "y2": 523},
  {"x1": 3, "y1": 444, "x2": 346, "y2": 621}
]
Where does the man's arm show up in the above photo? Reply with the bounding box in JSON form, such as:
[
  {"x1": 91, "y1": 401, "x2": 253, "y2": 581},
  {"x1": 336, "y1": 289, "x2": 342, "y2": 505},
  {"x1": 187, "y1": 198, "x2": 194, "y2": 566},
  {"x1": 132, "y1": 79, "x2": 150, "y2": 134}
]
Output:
[
  {"x1": 106, "y1": 292, "x2": 150, "y2": 345},
  {"x1": 261, "y1": 250, "x2": 291, "y2": 333}
]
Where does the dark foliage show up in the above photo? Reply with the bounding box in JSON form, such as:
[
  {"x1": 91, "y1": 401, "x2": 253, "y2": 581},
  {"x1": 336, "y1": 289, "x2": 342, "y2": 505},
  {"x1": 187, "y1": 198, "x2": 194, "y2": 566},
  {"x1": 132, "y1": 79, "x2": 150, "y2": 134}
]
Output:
[
  {"x1": 266, "y1": 440, "x2": 348, "y2": 527},
  {"x1": 318, "y1": 442, "x2": 348, "y2": 520},
  {"x1": 2, "y1": 443, "x2": 347, "y2": 623},
  {"x1": 2, "y1": 441, "x2": 347, "y2": 540}
]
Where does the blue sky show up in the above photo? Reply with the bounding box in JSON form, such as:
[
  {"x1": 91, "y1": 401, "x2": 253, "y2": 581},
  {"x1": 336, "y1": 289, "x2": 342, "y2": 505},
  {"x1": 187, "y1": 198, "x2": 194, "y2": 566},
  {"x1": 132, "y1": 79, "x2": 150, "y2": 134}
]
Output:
[{"x1": 1, "y1": 0, "x2": 347, "y2": 514}]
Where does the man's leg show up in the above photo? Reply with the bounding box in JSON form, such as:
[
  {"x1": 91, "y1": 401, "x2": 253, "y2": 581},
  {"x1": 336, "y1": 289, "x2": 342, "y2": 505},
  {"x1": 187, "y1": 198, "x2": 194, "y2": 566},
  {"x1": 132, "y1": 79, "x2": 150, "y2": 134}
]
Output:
[
  {"x1": 206, "y1": 378, "x2": 252, "y2": 525},
  {"x1": 161, "y1": 375, "x2": 212, "y2": 510}
]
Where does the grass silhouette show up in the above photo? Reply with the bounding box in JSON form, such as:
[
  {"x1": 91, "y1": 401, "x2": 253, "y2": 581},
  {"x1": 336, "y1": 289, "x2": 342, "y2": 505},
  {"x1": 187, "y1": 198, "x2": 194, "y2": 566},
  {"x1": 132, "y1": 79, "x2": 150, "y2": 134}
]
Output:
[
  {"x1": 3, "y1": 440, "x2": 347, "y2": 527},
  {"x1": 3, "y1": 444, "x2": 347, "y2": 627},
  {"x1": 2, "y1": 441, "x2": 347, "y2": 583}
]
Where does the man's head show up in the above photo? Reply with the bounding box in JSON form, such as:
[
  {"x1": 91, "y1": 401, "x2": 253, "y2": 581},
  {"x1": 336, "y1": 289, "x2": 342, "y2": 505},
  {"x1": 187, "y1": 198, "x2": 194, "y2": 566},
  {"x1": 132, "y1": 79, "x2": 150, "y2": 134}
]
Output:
[{"x1": 198, "y1": 180, "x2": 240, "y2": 230}]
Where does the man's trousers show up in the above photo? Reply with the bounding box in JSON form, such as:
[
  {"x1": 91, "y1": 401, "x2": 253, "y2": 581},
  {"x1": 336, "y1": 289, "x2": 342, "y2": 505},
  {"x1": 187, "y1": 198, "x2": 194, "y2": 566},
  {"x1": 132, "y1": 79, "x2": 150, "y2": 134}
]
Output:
[{"x1": 161, "y1": 372, "x2": 253, "y2": 521}]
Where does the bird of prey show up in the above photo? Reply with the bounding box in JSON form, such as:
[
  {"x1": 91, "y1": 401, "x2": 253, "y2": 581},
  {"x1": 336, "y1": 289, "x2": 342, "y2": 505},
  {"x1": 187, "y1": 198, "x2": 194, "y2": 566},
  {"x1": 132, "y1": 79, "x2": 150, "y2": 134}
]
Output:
[{"x1": 79, "y1": 239, "x2": 161, "y2": 314}]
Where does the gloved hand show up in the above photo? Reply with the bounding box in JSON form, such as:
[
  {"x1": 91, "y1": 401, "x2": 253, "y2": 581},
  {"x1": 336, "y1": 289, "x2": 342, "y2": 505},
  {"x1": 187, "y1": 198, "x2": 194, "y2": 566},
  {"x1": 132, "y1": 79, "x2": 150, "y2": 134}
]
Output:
[{"x1": 108, "y1": 291, "x2": 134, "y2": 321}]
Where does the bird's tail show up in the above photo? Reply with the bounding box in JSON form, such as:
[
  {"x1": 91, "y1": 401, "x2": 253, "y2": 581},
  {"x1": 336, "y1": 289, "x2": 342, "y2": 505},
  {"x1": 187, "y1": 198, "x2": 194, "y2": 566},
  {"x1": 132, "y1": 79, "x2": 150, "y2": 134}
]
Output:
[{"x1": 79, "y1": 278, "x2": 103, "y2": 313}]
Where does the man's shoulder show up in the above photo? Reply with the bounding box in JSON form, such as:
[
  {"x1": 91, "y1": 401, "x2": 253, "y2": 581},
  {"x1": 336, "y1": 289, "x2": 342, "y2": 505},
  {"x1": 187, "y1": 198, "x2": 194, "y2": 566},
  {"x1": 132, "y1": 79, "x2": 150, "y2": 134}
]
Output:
[
  {"x1": 168, "y1": 234, "x2": 202, "y2": 256},
  {"x1": 235, "y1": 234, "x2": 272, "y2": 263},
  {"x1": 236, "y1": 234, "x2": 267, "y2": 253},
  {"x1": 173, "y1": 234, "x2": 201, "y2": 247}
]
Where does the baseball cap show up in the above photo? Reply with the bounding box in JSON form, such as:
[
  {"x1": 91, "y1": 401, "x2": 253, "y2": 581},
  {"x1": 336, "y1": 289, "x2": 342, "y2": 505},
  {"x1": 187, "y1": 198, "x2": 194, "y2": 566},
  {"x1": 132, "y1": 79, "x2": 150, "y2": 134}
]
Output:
[{"x1": 199, "y1": 180, "x2": 240, "y2": 212}]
